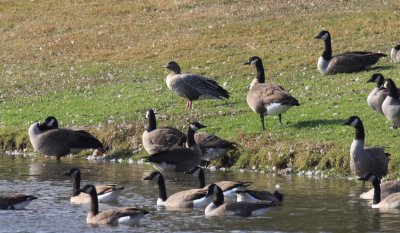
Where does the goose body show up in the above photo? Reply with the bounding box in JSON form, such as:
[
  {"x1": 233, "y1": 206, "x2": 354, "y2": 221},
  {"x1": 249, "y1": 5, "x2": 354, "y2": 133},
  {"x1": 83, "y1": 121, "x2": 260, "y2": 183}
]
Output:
[
  {"x1": 143, "y1": 171, "x2": 214, "y2": 209},
  {"x1": 391, "y1": 43, "x2": 400, "y2": 63},
  {"x1": 0, "y1": 194, "x2": 37, "y2": 210},
  {"x1": 142, "y1": 109, "x2": 186, "y2": 155},
  {"x1": 360, "y1": 180, "x2": 400, "y2": 200},
  {"x1": 205, "y1": 184, "x2": 278, "y2": 217},
  {"x1": 145, "y1": 122, "x2": 205, "y2": 172},
  {"x1": 314, "y1": 30, "x2": 386, "y2": 75},
  {"x1": 163, "y1": 61, "x2": 229, "y2": 109},
  {"x1": 28, "y1": 116, "x2": 104, "y2": 159},
  {"x1": 63, "y1": 168, "x2": 124, "y2": 204},
  {"x1": 359, "y1": 174, "x2": 400, "y2": 209},
  {"x1": 244, "y1": 56, "x2": 299, "y2": 131},
  {"x1": 194, "y1": 132, "x2": 236, "y2": 162},
  {"x1": 236, "y1": 190, "x2": 284, "y2": 203},
  {"x1": 343, "y1": 116, "x2": 389, "y2": 178},
  {"x1": 367, "y1": 73, "x2": 388, "y2": 114},
  {"x1": 185, "y1": 166, "x2": 251, "y2": 201},
  {"x1": 78, "y1": 185, "x2": 148, "y2": 226},
  {"x1": 382, "y1": 79, "x2": 400, "y2": 128}
]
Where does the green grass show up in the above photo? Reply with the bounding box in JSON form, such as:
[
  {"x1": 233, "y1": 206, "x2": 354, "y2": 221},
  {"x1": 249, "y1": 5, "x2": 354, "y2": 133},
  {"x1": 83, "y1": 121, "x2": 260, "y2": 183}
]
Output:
[{"x1": 1, "y1": 0, "x2": 400, "y2": 176}]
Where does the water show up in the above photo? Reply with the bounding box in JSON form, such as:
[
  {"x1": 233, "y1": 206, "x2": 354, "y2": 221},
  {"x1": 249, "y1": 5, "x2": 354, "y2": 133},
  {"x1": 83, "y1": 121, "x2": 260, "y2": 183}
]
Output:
[{"x1": 0, "y1": 154, "x2": 398, "y2": 233}]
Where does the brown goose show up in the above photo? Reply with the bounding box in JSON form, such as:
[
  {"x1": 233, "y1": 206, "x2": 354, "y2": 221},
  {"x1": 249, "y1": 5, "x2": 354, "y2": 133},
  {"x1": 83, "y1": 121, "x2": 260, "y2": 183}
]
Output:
[
  {"x1": 359, "y1": 174, "x2": 400, "y2": 209},
  {"x1": 204, "y1": 184, "x2": 279, "y2": 217},
  {"x1": 78, "y1": 185, "x2": 148, "y2": 226},
  {"x1": 28, "y1": 116, "x2": 104, "y2": 159},
  {"x1": 342, "y1": 116, "x2": 389, "y2": 178},
  {"x1": 194, "y1": 132, "x2": 237, "y2": 164},
  {"x1": 244, "y1": 56, "x2": 299, "y2": 131},
  {"x1": 143, "y1": 171, "x2": 214, "y2": 209},
  {"x1": 391, "y1": 42, "x2": 400, "y2": 63},
  {"x1": 63, "y1": 168, "x2": 124, "y2": 204},
  {"x1": 144, "y1": 122, "x2": 206, "y2": 172},
  {"x1": 236, "y1": 190, "x2": 284, "y2": 203},
  {"x1": 185, "y1": 166, "x2": 251, "y2": 201},
  {"x1": 163, "y1": 61, "x2": 229, "y2": 109},
  {"x1": 382, "y1": 79, "x2": 400, "y2": 128},
  {"x1": 142, "y1": 109, "x2": 186, "y2": 155},
  {"x1": 0, "y1": 193, "x2": 37, "y2": 210},
  {"x1": 314, "y1": 30, "x2": 386, "y2": 75}
]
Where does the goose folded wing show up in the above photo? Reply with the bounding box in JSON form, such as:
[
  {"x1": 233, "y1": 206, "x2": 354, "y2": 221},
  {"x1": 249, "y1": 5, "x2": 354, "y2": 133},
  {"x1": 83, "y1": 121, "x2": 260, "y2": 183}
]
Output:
[
  {"x1": 194, "y1": 133, "x2": 236, "y2": 149},
  {"x1": 180, "y1": 74, "x2": 229, "y2": 99}
]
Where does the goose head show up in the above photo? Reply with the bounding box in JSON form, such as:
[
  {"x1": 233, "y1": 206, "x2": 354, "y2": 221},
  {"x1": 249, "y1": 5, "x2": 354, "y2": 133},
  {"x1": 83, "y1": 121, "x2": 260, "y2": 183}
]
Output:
[
  {"x1": 163, "y1": 61, "x2": 181, "y2": 74},
  {"x1": 189, "y1": 122, "x2": 207, "y2": 131},
  {"x1": 394, "y1": 42, "x2": 400, "y2": 51},
  {"x1": 342, "y1": 116, "x2": 362, "y2": 128},
  {"x1": 146, "y1": 109, "x2": 155, "y2": 119},
  {"x1": 314, "y1": 30, "x2": 330, "y2": 41},
  {"x1": 184, "y1": 166, "x2": 202, "y2": 176},
  {"x1": 37, "y1": 116, "x2": 59, "y2": 132},
  {"x1": 243, "y1": 56, "x2": 262, "y2": 66},
  {"x1": 367, "y1": 73, "x2": 385, "y2": 86},
  {"x1": 62, "y1": 168, "x2": 81, "y2": 178},
  {"x1": 143, "y1": 171, "x2": 162, "y2": 182}
]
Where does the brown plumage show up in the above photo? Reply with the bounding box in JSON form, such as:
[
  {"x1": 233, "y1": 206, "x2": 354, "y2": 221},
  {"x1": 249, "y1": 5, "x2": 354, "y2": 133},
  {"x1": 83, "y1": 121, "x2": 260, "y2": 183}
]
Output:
[
  {"x1": 194, "y1": 132, "x2": 236, "y2": 162},
  {"x1": 0, "y1": 193, "x2": 37, "y2": 210},
  {"x1": 244, "y1": 56, "x2": 299, "y2": 131},
  {"x1": 360, "y1": 180, "x2": 400, "y2": 200},
  {"x1": 164, "y1": 61, "x2": 229, "y2": 109}
]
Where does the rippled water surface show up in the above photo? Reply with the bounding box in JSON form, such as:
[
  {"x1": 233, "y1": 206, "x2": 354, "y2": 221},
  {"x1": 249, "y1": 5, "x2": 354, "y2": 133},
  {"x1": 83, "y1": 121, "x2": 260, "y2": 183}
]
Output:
[{"x1": 0, "y1": 154, "x2": 399, "y2": 233}]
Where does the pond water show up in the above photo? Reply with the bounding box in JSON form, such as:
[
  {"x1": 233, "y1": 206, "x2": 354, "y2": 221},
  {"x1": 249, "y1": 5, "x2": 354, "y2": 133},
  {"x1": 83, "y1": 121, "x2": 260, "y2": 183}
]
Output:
[{"x1": 0, "y1": 154, "x2": 398, "y2": 233}]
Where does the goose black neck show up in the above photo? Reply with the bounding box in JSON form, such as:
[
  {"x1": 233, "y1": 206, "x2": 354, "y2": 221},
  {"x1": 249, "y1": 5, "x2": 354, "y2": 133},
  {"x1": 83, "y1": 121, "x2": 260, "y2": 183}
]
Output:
[
  {"x1": 322, "y1": 37, "x2": 332, "y2": 60},
  {"x1": 157, "y1": 175, "x2": 168, "y2": 201},
  {"x1": 186, "y1": 127, "x2": 196, "y2": 148},
  {"x1": 214, "y1": 187, "x2": 224, "y2": 207},
  {"x1": 354, "y1": 122, "x2": 365, "y2": 140},
  {"x1": 376, "y1": 78, "x2": 384, "y2": 88},
  {"x1": 387, "y1": 81, "x2": 399, "y2": 99},
  {"x1": 372, "y1": 177, "x2": 381, "y2": 205},
  {"x1": 88, "y1": 188, "x2": 99, "y2": 215},
  {"x1": 72, "y1": 173, "x2": 81, "y2": 196},
  {"x1": 147, "y1": 112, "x2": 157, "y2": 132},
  {"x1": 255, "y1": 61, "x2": 265, "y2": 83},
  {"x1": 198, "y1": 169, "x2": 206, "y2": 188}
]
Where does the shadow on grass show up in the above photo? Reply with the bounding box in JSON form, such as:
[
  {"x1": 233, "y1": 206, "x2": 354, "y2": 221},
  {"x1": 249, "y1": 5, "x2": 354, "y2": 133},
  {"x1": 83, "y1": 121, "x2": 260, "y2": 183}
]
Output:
[{"x1": 294, "y1": 118, "x2": 347, "y2": 128}]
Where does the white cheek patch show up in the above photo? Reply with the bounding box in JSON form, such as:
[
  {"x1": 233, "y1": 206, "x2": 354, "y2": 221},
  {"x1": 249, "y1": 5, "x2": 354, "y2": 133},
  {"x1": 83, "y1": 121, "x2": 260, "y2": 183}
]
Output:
[
  {"x1": 72, "y1": 170, "x2": 79, "y2": 177},
  {"x1": 250, "y1": 59, "x2": 258, "y2": 65},
  {"x1": 146, "y1": 111, "x2": 150, "y2": 119},
  {"x1": 350, "y1": 118, "x2": 359, "y2": 127},
  {"x1": 47, "y1": 118, "x2": 55, "y2": 127},
  {"x1": 190, "y1": 125, "x2": 199, "y2": 131},
  {"x1": 368, "y1": 175, "x2": 376, "y2": 183},
  {"x1": 321, "y1": 33, "x2": 329, "y2": 41}
]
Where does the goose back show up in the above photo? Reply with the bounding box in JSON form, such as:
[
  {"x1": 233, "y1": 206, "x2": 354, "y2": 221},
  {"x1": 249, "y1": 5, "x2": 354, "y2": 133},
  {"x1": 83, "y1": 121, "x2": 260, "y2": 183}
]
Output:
[{"x1": 0, "y1": 194, "x2": 37, "y2": 210}]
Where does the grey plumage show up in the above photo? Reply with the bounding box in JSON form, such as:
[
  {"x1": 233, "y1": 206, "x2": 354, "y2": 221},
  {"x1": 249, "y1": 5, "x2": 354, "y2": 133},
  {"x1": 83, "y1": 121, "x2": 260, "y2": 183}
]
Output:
[
  {"x1": 360, "y1": 180, "x2": 400, "y2": 200},
  {"x1": 382, "y1": 78, "x2": 400, "y2": 128},
  {"x1": 0, "y1": 193, "x2": 37, "y2": 210},
  {"x1": 28, "y1": 116, "x2": 104, "y2": 159},
  {"x1": 342, "y1": 116, "x2": 389, "y2": 178},
  {"x1": 391, "y1": 42, "x2": 400, "y2": 63},
  {"x1": 194, "y1": 132, "x2": 237, "y2": 162},
  {"x1": 142, "y1": 109, "x2": 186, "y2": 155},
  {"x1": 314, "y1": 30, "x2": 386, "y2": 75},
  {"x1": 164, "y1": 61, "x2": 229, "y2": 109},
  {"x1": 244, "y1": 56, "x2": 299, "y2": 131}
]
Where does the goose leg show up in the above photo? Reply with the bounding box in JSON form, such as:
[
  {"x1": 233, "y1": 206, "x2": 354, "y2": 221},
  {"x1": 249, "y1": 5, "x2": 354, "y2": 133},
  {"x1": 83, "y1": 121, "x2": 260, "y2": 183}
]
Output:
[
  {"x1": 278, "y1": 114, "x2": 282, "y2": 126},
  {"x1": 186, "y1": 100, "x2": 190, "y2": 109},
  {"x1": 188, "y1": 100, "x2": 193, "y2": 109},
  {"x1": 260, "y1": 114, "x2": 265, "y2": 131}
]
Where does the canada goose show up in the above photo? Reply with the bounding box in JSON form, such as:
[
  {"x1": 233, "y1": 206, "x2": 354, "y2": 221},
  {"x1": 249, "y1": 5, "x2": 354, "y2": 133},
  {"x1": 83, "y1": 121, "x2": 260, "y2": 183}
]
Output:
[
  {"x1": 382, "y1": 78, "x2": 400, "y2": 128},
  {"x1": 0, "y1": 194, "x2": 37, "y2": 210},
  {"x1": 391, "y1": 42, "x2": 400, "y2": 63},
  {"x1": 367, "y1": 73, "x2": 387, "y2": 114},
  {"x1": 63, "y1": 168, "x2": 124, "y2": 204},
  {"x1": 143, "y1": 171, "x2": 214, "y2": 208},
  {"x1": 236, "y1": 190, "x2": 284, "y2": 203},
  {"x1": 144, "y1": 122, "x2": 206, "y2": 172},
  {"x1": 77, "y1": 185, "x2": 148, "y2": 226},
  {"x1": 194, "y1": 132, "x2": 237, "y2": 164},
  {"x1": 360, "y1": 180, "x2": 400, "y2": 200},
  {"x1": 358, "y1": 174, "x2": 400, "y2": 209},
  {"x1": 314, "y1": 30, "x2": 386, "y2": 75},
  {"x1": 28, "y1": 116, "x2": 104, "y2": 159},
  {"x1": 244, "y1": 56, "x2": 300, "y2": 131},
  {"x1": 342, "y1": 116, "x2": 389, "y2": 178},
  {"x1": 204, "y1": 184, "x2": 279, "y2": 217},
  {"x1": 163, "y1": 61, "x2": 229, "y2": 109},
  {"x1": 142, "y1": 109, "x2": 186, "y2": 155},
  {"x1": 185, "y1": 166, "x2": 251, "y2": 201}
]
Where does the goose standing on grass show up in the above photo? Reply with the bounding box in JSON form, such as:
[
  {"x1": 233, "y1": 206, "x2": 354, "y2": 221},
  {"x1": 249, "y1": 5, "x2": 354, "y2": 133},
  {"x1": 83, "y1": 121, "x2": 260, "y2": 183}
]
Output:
[
  {"x1": 236, "y1": 189, "x2": 284, "y2": 203},
  {"x1": 360, "y1": 180, "x2": 400, "y2": 200},
  {"x1": 244, "y1": 56, "x2": 300, "y2": 131},
  {"x1": 358, "y1": 174, "x2": 400, "y2": 209},
  {"x1": 63, "y1": 168, "x2": 124, "y2": 204},
  {"x1": 391, "y1": 42, "x2": 400, "y2": 63},
  {"x1": 367, "y1": 73, "x2": 388, "y2": 114},
  {"x1": 382, "y1": 78, "x2": 400, "y2": 128},
  {"x1": 28, "y1": 116, "x2": 105, "y2": 159},
  {"x1": 185, "y1": 166, "x2": 251, "y2": 201},
  {"x1": 143, "y1": 171, "x2": 214, "y2": 208},
  {"x1": 163, "y1": 61, "x2": 229, "y2": 109},
  {"x1": 0, "y1": 193, "x2": 37, "y2": 210},
  {"x1": 342, "y1": 116, "x2": 389, "y2": 178},
  {"x1": 142, "y1": 109, "x2": 186, "y2": 155},
  {"x1": 204, "y1": 184, "x2": 279, "y2": 217},
  {"x1": 194, "y1": 132, "x2": 237, "y2": 165},
  {"x1": 144, "y1": 122, "x2": 206, "y2": 172},
  {"x1": 77, "y1": 185, "x2": 148, "y2": 226},
  {"x1": 314, "y1": 30, "x2": 386, "y2": 75}
]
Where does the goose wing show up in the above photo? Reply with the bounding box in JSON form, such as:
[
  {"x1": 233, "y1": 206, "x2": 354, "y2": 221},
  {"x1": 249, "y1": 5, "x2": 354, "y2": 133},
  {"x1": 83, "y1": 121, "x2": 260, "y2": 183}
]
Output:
[
  {"x1": 168, "y1": 188, "x2": 208, "y2": 202},
  {"x1": 329, "y1": 52, "x2": 386, "y2": 73},
  {"x1": 0, "y1": 194, "x2": 37, "y2": 209},
  {"x1": 92, "y1": 207, "x2": 148, "y2": 224},
  {"x1": 364, "y1": 146, "x2": 389, "y2": 177},
  {"x1": 175, "y1": 73, "x2": 229, "y2": 100},
  {"x1": 147, "y1": 128, "x2": 186, "y2": 149},
  {"x1": 95, "y1": 184, "x2": 121, "y2": 195},
  {"x1": 250, "y1": 83, "x2": 299, "y2": 105},
  {"x1": 194, "y1": 133, "x2": 236, "y2": 149},
  {"x1": 214, "y1": 181, "x2": 251, "y2": 192}
]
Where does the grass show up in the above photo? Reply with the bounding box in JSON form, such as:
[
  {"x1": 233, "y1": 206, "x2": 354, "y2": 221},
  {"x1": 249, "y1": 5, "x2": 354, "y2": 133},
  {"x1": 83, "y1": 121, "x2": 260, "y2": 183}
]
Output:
[{"x1": 1, "y1": 0, "x2": 400, "y2": 176}]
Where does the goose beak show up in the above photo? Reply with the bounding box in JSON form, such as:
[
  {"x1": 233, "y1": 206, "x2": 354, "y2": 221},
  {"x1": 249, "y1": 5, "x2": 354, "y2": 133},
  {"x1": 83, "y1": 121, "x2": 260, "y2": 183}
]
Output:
[
  {"x1": 143, "y1": 176, "x2": 152, "y2": 181},
  {"x1": 62, "y1": 171, "x2": 70, "y2": 176},
  {"x1": 243, "y1": 61, "x2": 251, "y2": 65},
  {"x1": 162, "y1": 63, "x2": 169, "y2": 68},
  {"x1": 184, "y1": 167, "x2": 196, "y2": 174}
]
